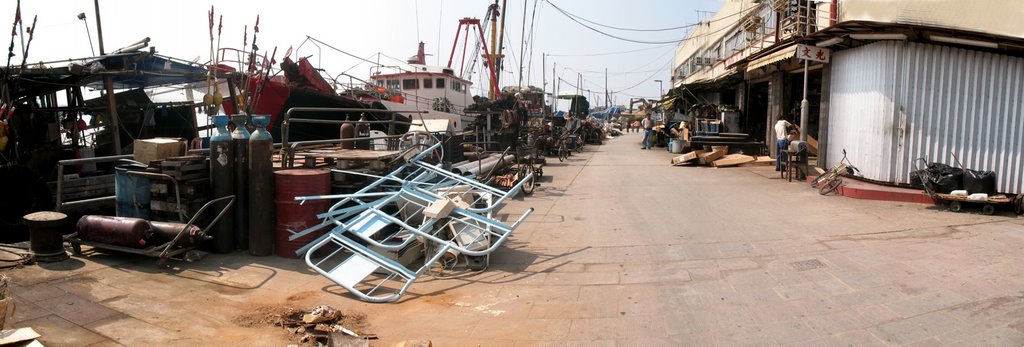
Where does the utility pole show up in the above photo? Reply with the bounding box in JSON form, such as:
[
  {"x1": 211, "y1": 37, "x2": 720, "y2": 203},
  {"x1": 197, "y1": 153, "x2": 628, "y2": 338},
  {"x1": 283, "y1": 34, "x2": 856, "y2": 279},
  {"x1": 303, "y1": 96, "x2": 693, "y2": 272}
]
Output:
[
  {"x1": 94, "y1": 0, "x2": 121, "y2": 155},
  {"x1": 542, "y1": 53, "x2": 547, "y2": 112},
  {"x1": 487, "y1": 1, "x2": 499, "y2": 99},
  {"x1": 799, "y1": 0, "x2": 810, "y2": 141},
  {"x1": 604, "y1": 68, "x2": 609, "y2": 108},
  {"x1": 518, "y1": 0, "x2": 527, "y2": 89},
  {"x1": 496, "y1": 0, "x2": 509, "y2": 92},
  {"x1": 93, "y1": 0, "x2": 105, "y2": 55}
]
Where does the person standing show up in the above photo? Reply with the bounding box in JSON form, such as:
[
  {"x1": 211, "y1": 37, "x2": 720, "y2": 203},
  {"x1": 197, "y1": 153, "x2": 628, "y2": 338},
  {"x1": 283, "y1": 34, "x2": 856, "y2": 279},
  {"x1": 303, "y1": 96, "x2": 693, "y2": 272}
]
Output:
[
  {"x1": 641, "y1": 113, "x2": 654, "y2": 149},
  {"x1": 774, "y1": 115, "x2": 800, "y2": 171}
]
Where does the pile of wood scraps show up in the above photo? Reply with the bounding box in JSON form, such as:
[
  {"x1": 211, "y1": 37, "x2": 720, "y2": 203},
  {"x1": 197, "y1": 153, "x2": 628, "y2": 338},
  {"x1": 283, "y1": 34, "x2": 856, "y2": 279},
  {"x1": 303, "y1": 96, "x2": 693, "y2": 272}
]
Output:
[{"x1": 670, "y1": 146, "x2": 774, "y2": 168}]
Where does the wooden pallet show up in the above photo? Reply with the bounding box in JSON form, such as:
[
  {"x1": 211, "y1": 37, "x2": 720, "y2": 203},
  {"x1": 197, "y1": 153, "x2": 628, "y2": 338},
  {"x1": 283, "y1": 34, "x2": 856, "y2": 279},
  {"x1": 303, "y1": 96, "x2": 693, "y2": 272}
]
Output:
[
  {"x1": 150, "y1": 178, "x2": 210, "y2": 197},
  {"x1": 49, "y1": 174, "x2": 116, "y2": 201},
  {"x1": 151, "y1": 199, "x2": 203, "y2": 213},
  {"x1": 159, "y1": 157, "x2": 209, "y2": 181}
]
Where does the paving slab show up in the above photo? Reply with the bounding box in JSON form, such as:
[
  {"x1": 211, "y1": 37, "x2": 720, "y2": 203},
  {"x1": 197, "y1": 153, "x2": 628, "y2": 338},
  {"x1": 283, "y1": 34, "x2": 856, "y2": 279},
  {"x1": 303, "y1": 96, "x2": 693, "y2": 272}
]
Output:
[{"x1": 2, "y1": 132, "x2": 1024, "y2": 345}]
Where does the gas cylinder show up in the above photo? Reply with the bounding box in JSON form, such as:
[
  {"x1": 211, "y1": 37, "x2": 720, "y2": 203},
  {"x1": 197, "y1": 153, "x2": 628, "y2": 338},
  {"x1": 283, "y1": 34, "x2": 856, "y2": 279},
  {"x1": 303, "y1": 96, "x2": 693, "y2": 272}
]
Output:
[
  {"x1": 355, "y1": 114, "x2": 370, "y2": 150},
  {"x1": 248, "y1": 115, "x2": 275, "y2": 256},
  {"x1": 209, "y1": 115, "x2": 235, "y2": 253},
  {"x1": 339, "y1": 123, "x2": 355, "y2": 150},
  {"x1": 0, "y1": 120, "x2": 8, "y2": 151},
  {"x1": 230, "y1": 114, "x2": 251, "y2": 250},
  {"x1": 76, "y1": 215, "x2": 153, "y2": 248},
  {"x1": 150, "y1": 221, "x2": 207, "y2": 248}
]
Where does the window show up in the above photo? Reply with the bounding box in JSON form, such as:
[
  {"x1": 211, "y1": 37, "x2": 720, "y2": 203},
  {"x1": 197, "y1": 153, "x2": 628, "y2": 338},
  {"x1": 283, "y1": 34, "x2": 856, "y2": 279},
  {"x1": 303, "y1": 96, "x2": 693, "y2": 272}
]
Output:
[
  {"x1": 402, "y1": 79, "x2": 418, "y2": 90},
  {"x1": 451, "y1": 80, "x2": 463, "y2": 92},
  {"x1": 435, "y1": 78, "x2": 445, "y2": 89},
  {"x1": 376, "y1": 80, "x2": 384, "y2": 87},
  {"x1": 423, "y1": 78, "x2": 433, "y2": 89},
  {"x1": 386, "y1": 79, "x2": 400, "y2": 90}
]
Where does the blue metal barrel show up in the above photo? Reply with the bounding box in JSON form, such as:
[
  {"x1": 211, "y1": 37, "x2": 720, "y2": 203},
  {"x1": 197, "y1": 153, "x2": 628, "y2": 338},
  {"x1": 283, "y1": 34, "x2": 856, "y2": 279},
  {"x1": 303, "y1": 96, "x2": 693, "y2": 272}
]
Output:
[{"x1": 114, "y1": 163, "x2": 151, "y2": 219}]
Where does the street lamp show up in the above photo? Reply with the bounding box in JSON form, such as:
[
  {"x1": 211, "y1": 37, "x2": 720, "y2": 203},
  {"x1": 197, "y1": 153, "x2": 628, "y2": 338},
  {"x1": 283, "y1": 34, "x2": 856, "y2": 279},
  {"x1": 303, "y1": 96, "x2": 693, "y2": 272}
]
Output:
[
  {"x1": 653, "y1": 79, "x2": 664, "y2": 122},
  {"x1": 77, "y1": 12, "x2": 96, "y2": 56}
]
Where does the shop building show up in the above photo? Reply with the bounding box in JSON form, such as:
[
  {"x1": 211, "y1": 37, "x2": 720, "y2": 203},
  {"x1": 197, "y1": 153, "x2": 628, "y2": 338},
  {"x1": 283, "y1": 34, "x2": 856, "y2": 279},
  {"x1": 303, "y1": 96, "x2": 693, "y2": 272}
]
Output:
[{"x1": 672, "y1": 0, "x2": 1024, "y2": 194}]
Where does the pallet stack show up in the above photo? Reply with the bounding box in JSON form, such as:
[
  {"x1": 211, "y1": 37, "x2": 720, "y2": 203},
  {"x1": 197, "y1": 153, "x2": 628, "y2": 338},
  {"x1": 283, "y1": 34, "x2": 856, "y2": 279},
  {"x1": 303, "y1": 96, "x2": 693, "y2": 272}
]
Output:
[{"x1": 150, "y1": 156, "x2": 210, "y2": 222}]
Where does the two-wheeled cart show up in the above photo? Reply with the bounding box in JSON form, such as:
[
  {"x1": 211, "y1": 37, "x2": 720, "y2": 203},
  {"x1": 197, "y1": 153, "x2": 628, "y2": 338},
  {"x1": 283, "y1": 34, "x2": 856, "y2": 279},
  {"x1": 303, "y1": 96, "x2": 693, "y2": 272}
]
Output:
[
  {"x1": 65, "y1": 196, "x2": 235, "y2": 266},
  {"x1": 915, "y1": 158, "x2": 1022, "y2": 215}
]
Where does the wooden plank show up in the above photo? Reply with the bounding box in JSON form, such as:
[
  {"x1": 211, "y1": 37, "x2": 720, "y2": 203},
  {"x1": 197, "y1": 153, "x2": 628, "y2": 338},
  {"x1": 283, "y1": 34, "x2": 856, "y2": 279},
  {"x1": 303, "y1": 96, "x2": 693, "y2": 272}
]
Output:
[
  {"x1": 698, "y1": 149, "x2": 727, "y2": 165},
  {"x1": 713, "y1": 154, "x2": 756, "y2": 168},
  {"x1": 671, "y1": 150, "x2": 704, "y2": 166},
  {"x1": 807, "y1": 135, "x2": 819, "y2": 155},
  {"x1": 48, "y1": 175, "x2": 115, "y2": 189},
  {"x1": 739, "y1": 156, "x2": 775, "y2": 167},
  {"x1": 301, "y1": 149, "x2": 400, "y2": 160}
]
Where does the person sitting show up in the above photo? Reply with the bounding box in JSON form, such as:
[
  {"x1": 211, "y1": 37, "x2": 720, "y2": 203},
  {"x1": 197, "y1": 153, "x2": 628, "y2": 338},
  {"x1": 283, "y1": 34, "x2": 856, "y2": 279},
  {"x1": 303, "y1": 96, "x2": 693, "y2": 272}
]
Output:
[{"x1": 774, "y1": 116, "x2": 800, "y2": 171}]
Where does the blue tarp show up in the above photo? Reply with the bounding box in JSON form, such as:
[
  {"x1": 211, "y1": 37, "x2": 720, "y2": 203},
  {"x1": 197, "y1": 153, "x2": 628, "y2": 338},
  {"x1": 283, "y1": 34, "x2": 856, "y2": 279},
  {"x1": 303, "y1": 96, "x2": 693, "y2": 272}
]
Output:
[
  {"x1": 588, "y1": 106, "x2": 622, "y2": 119},
  {"x1": 85, "y1": 52, "x2": 208, "y2": 90}
]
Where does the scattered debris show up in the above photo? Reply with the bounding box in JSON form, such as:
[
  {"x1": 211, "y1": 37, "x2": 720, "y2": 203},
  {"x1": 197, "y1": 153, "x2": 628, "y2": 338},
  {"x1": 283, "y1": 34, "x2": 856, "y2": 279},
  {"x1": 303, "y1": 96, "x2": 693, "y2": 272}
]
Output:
[
  {"x1": 0, "y1": 327, "x2": 42, "y2": 346},
  {"x1": 279, "y1": 305, "x2": 376, "y2": 346}
]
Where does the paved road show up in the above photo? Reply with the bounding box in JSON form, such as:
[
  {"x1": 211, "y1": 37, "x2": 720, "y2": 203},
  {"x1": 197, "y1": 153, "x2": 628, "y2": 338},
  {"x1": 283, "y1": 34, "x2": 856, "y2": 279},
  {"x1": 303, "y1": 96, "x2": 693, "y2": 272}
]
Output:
[{"x1": 8, "y1": 132, "x2": 1024, "y2": 346}]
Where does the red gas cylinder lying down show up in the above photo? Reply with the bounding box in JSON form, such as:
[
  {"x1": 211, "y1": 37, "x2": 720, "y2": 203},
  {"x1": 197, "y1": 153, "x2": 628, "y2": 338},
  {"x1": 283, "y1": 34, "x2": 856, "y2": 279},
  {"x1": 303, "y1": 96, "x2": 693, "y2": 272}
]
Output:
[{"x1": 76, "y1": 216, "x2": 207, "y2": 249}]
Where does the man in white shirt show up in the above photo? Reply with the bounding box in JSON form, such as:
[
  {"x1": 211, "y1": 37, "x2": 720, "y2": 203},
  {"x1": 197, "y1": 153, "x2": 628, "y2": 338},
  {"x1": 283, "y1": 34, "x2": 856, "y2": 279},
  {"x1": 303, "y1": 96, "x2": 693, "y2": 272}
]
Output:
[
  {"x1": 641, "y1": 114, "x2": 654, "y2": 149},
  {"x1": 774, "y1": 116, "x2": 800, "y2": 171}
]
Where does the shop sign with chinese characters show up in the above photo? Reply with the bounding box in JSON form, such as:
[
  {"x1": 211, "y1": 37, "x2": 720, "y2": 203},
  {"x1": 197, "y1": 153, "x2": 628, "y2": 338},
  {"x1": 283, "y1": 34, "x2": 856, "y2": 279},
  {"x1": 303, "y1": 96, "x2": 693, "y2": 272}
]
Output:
[{"x1": 794, "y1": 44, "x2": 831, "y2": 63}]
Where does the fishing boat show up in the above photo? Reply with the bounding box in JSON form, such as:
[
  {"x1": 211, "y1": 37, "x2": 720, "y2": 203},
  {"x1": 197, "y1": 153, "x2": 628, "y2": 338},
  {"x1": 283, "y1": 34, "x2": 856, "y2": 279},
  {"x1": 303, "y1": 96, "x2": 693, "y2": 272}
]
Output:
[{"x1": 345, "y1": 42, "x2": 474, "y2": 133}]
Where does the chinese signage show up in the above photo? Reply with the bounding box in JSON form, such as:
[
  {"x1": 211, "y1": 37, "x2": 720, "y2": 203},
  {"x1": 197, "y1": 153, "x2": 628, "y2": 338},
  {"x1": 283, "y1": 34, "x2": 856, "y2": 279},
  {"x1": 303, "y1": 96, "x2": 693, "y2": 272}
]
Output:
[{"x1": 794, "y1": 44, "x2": 831, "y2": 63}]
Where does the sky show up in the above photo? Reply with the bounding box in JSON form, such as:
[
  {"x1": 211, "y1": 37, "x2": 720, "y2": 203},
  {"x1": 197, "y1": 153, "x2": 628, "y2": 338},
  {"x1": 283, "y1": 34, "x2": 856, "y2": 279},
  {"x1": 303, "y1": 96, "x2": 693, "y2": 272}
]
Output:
[{"x1": 6, "y1": 0, "x2": 723, "y2": 106}]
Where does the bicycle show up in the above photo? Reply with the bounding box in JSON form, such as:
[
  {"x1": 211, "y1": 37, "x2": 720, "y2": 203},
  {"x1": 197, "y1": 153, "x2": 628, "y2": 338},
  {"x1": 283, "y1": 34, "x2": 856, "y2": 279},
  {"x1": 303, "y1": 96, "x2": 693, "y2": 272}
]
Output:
[
  {"x1": 557, "y1": 133, "x2": 571, "y2": 162},
  {"x1": 810, "y1": 149, "x2": 859, "y2": 195}
]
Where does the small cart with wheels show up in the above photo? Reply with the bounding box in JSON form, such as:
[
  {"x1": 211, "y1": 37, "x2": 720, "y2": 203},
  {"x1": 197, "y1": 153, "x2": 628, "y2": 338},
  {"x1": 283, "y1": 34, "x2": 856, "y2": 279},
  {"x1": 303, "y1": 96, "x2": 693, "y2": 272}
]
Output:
[
  {"x1": 65, "y1": 195, "x2": 235, "y2": 266},
  {"x1": 930, "y1": 192, "x2": 1015, "y2": 215},
  {"x1": 916, "y1": 158, "x2": 1021, "y2": 215}
]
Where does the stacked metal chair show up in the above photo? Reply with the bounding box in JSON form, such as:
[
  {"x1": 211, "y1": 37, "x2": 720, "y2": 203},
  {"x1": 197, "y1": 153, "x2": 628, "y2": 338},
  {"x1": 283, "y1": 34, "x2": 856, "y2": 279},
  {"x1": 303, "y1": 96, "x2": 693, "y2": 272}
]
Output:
[{"x1": 286, "y1": 142, "x2": 534, "y2": 303}]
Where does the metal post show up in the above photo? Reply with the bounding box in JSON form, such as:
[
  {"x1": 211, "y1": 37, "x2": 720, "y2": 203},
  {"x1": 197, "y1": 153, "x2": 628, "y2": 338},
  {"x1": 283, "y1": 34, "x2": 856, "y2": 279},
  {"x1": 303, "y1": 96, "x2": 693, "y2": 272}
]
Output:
[
  {"x1": 77, "y1": 13, "x2": 95, "y2": 56},
  {"x1": 799, "y1": 0, "x2": 810, "y2": 141},
  {"x1": 93, "y1": 0, "x2": 105, "y2": 55},
  {"x1": 103, "y1": 76, "x2": 121, "y2": 154}
]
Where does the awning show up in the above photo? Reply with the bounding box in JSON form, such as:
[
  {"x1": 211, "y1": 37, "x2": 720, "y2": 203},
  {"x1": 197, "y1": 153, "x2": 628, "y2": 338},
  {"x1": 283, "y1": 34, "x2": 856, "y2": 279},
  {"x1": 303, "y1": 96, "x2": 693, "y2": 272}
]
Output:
[
  {"x1": 661, "y1": 97, "x2": 677, "y2": 110},
  {"x1": 747, "y1": 46, "x2": 796, "y2": 71}
]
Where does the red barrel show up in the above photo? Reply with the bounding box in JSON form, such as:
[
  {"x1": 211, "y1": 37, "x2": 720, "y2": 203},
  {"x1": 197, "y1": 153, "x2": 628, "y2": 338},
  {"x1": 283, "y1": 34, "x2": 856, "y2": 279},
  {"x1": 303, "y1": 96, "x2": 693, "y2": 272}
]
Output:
[
  {"x1": 274, "y1": 169, "x2": 331, "y2": 258},
  {"x1": 275, "y1": 169, "x2": 331, "y2": 200}
]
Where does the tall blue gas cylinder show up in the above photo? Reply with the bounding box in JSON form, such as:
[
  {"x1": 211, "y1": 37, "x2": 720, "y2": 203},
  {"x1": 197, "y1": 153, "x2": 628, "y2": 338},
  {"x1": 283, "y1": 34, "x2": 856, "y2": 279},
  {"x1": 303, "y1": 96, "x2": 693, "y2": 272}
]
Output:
[
  {"x1": 209, "y1": 115, "x2": 235, "y2": 253},
  {"x1": 230, "y1": 114, "x2": 251, "y2": 251},
  {"x1": 248, "y1": 115, "x2": 275, "y2": 256}
]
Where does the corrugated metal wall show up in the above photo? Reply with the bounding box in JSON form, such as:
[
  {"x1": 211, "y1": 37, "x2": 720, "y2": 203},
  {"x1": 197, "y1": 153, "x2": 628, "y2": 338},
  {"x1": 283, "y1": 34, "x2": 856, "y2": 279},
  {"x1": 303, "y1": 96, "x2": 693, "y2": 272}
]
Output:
[{"x1": 829, "y1": 41, "x2": 1024, "y2": 194}]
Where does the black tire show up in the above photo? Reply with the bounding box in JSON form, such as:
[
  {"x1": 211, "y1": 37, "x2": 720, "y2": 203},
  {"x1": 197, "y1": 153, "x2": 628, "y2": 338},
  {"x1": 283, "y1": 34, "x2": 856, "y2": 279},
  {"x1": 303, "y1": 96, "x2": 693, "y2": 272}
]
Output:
[
  {"x1": 519, "y1": 166, "x2": 536, "y2": 196},
  {"x1": 982, "y1": 204, "x2": 996, "y2": 215},
  {"x1": 819, "y1": 177, "x2": 842, "y2": 195},
  {"x1": 949, "y1": 201, "x2": 963, "y2": 212},
  {"x1": 1015, "y1": 195, "x2": 1023, "y2": 215},
  {"x1": 558, "y1": 146, "x2": 568, "y2": 162}
]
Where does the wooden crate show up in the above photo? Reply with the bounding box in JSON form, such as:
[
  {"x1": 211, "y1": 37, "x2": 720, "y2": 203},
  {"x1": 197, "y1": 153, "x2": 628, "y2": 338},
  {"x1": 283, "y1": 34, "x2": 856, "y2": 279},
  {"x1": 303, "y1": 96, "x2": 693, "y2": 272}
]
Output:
[
  {"x1": 49, "y1": 174, "x2": 116, "y2": 201},
  {"x1": 159, "y1": 157, "x2": 208, "y2": 181},
  {"x1": 150, "y1": 178, "x2": 209, "y2": 198}
]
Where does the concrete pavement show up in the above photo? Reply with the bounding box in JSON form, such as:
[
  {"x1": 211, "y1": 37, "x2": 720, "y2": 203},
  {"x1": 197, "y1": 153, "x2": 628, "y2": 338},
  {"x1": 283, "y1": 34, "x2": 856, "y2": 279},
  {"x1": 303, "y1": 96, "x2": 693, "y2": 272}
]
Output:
[{"x1": 6, "y1": 131, "x2": 1024, "y2": 346}]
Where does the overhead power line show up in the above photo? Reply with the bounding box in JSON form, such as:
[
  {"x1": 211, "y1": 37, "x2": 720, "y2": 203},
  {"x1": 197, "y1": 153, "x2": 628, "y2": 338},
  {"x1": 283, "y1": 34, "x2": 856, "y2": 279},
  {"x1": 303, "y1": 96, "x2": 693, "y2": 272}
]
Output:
[
  {"x1": 548, "y1": 44, "x2": 674, "y2": 57},
  {"x1": 545, "y1": 0, "x2": 762, "y2": 45}
]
